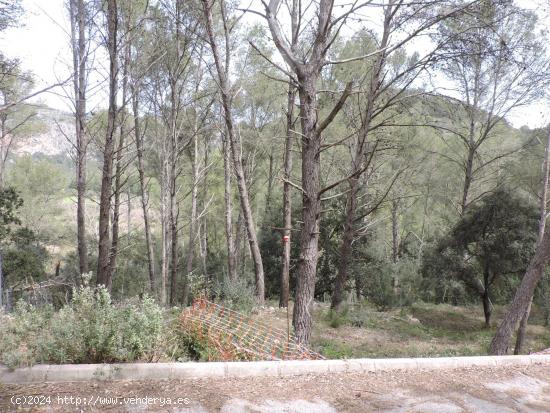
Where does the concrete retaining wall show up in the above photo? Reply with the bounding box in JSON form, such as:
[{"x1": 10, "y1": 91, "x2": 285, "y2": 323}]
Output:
[{"x1": 2, "y1": 355, "x2": 549, "y2": 384}]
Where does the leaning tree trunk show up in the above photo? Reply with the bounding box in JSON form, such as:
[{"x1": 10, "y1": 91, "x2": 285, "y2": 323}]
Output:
[
  {"x1": 514, "y1": 127, "x2": 550, "y2": 354},
  {"x1": 490, "y1": 224, "x2": 550, "y2": 354},
  {"x1": 96, "y1": 0, "x2": 118, "y2": 290},
  {"x1": 202, "y1": 0, "x2": 264, "y2": 303},
  {"x1": 482, "y1": 290, "x2": 491, "y2": 328},
  {"x1": 229, "y1": 115, "x2": 265, "y2": 302}
]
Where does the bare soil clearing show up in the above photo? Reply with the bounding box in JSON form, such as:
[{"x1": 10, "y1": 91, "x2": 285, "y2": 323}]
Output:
[{"x1": 1, "y1": 364, "x2": 549, "y2": 412}]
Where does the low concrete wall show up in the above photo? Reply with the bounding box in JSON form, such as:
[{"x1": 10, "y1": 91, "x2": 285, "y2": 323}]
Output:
[{"x1": 1, "y1": 355, "x2": 549, "y2": 384}]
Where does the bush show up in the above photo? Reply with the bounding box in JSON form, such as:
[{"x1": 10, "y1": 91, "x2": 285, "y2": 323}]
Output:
[
  {"x1": 3, "y1": 227, "x2": 50, "y2": 286},
  {"x1": 357, "y1": 258, "x2": 422, "y2": 310},
  {"x1": 346, "y1": 305, "x2": 373, "y2": 328},
  {"x1": 212, "y1": 276, "x2": 255, "y2": 313},
  {"x1": 326, "y1": 307, "x2": 349, "y2": 328},
  {"x1": 420, "y1": 189, "x2": 538, "y2": 310},
  {"x1": 0, "y1": 284, "x2": 168, "y2": 368},
  {"x1": 0, "y1": 302, "x2": 52, "y2": 368}
]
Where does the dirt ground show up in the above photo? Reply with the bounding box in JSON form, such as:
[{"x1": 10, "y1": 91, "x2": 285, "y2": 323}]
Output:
[{"x1": 1, "y1": 364, "x2": 549, "y2": 412}]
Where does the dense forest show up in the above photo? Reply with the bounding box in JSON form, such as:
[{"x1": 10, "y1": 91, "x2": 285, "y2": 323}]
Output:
[{"x1": 1, "y1": 0, "x2": 550, "y2": 363}]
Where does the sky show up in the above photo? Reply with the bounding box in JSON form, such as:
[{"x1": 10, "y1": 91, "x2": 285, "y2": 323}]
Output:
[
  {"x1": 0, "y1": 0, "x2": 548, "y2": 129},
  {"x1": 0, "y1": 0, "x2": 74, "y2": 111}
]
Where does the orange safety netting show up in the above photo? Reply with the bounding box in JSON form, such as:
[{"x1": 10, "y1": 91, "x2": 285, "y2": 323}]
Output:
[{"x1": 180, "y1": 296, "x2": 325, "y2": 361}]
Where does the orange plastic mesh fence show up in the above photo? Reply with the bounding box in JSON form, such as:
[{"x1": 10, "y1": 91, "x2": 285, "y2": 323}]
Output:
[{"x1": 180, "y1": 296, "x2": 325, "y2": 361}]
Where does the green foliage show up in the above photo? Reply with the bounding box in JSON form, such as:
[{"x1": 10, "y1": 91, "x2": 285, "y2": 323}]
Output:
[
  {"x1": 212, "y1": 276, "x2": 255, "y2": 313},
  {"x1": 421, "y1": 189, "x2": 538, "y2": 304},
  {"x1": 326, "y1": 306, "x2": 349, "y2": 328},
  {"x1": 360, "y1": 261, "x2": 396, "y2": 311},
  {"x1": 0, "y1": 301, "x2": 52, "y2": 368},
  {"x1": 3, "y1": 227, "x2": 49, "y2": 286},
  {"x1": 110, "y1": 233, "x2": 157, "y2": 300},
  {"x1": 315, "y1": 340, "x2": 354, "y2": 359},
  {"x1": 0, "y1": 283, "x2": 169, "y2": 368},
  {"x1": 259, "y1": 199, "x2": 301, "y2": 299},
  {"x1": 7, "y1": 155, "x2": 70, "y2": 240},
  {"x1": 184, "y1": 270, "x2": 211, "y2": 302},
  {"x1": 0, "y1": 186, "x2": 22, "y2": 241}
]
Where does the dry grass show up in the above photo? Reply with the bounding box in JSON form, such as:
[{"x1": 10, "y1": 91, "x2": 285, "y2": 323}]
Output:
[{"x1": 254, "y1": 301, "x2": 550, "y2": 359}]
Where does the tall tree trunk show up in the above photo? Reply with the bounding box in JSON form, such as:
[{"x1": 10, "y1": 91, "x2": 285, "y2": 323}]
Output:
[
  {"x1": 392, "y1": 200, "x2": 399, "y2": 264},
  {"x1": 70, "y1": 0, "x2": 88, "y2": 276},
  {"x1": 222, "y1": 131, "x2": 237, "y2": 280},
  {"x1": 160, "y1": 161, "x2": 169, "y2": 305},
  {"x1": 96, "y1": 0, "x2": 118, "y2": 290},
  {"x1": 461, "y1": 147, "x2": 475, "y2": 215},
  {"x1": 514, "y1": 128, "x2": 550, "y2": 354},
  {"x1": 0, "y1": 114, "x2": 6, "y2": 187},
  {"x1": 199, "y1": 137, "x2": 210, "y2": 280},
  {"x1": 183, "y1": 132, "x2": 199, "y2": 305},
  {"x1": 126, "y1": 187, "x2": 131, "y2": 239},
  {"x1": 460, "y1": 57, "x2": 481, "y2": 215},
  {"x1": 392, "y1": 199, "x2": 400, "y2": 294},
  {"x1": 0, "y1": 250, "x2": 3, "y2": 308},
  {"x1": 265, "y1": 146, "x2": 274, "y2": 216},
  {"x1": 280, "y1": 83, "x2": 295, "y2": 308},
  {"x1": 169, "y1": 196, "x2": 179, "y2": 305},
  {"x1": 168, "y1": 100, "x2": 179, "y2": 306},
  {"x1": 279, "y1": 0, "x2": 297, "y2": 308},
  {"x1": 234, "y1": 208, "x2": 244, "y2": 276},
  {"x1": 202, "y1": 0, "x2": 264, "y2": 303},
  {"x1": 292, "y1": 76, "x2": 321, "y2": 342},
  {"x1": 331, "y1": 179, "x2": 358, "y2": 310},
  {"x1": 109, "y1": 130, "x2": 123, "y2": 283},
  {"x1": 264, "y1": 0, "x2": 352, "y2": 343},
  {"x1": 109, "y1": 41, "x2": 130, "y2": 282},
  {"x1": 132, "y1": 91, "x2": 156, "y2": 294},
  {"x1": 329, "y1": 4, "x2": 390, "y2": 311}
]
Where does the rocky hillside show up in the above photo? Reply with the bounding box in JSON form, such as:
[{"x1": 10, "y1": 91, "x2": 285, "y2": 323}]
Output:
[{"x1": 12, "y1": 106, "x2": 74, "y2": 157}]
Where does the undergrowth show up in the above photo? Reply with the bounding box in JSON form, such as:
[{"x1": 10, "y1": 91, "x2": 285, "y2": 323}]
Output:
[{"x1": 0, "y1": 284, "x2": 188, "y2": 369}]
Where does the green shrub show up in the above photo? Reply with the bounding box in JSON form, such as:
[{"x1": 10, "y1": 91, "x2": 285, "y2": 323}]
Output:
[
  {"x1": 315, "y1": 340, "x2": 353, "y2": 359},
  {"x1": 0, "y1": 285, "x2": 169, "y2": 368},
  {"x1": 357, "y1": 258, "x2": 422, "y2": 310},
  {"x1": 212, "y1": 276, "x2": 255, "y2": 313},
  {"x1": 0, "y1": 302, "x2": 53, "y2": 368},
  {"x1": 326, "y1": 307, "x2": 349, "y2": 328},
  {"x1": 347, "y1": 305, "x2": 372, "y2": 328}
]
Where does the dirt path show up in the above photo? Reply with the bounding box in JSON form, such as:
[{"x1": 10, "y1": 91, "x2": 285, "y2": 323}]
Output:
[{"x1": 1, "y1": 364, "x2": 549, "y2": 412}]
